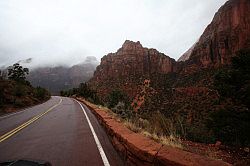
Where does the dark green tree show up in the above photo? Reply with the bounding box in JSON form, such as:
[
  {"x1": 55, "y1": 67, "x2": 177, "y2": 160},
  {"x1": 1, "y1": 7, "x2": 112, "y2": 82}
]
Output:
[
  {"x1": 107, "y1": 90, "x2": 129, "y2": 109},
  {"x1": 34, "y1": 86, "x2": 50, "y2": 100},
  {"x1": 214, "y1": 49, "x2": 250, "y2": 107},
  {"x1": 8, "y1": 63, "x2": 29, "y2": 82},
  {"x1": 210, "y1": 49, "x2": 250, "y2": 146}
]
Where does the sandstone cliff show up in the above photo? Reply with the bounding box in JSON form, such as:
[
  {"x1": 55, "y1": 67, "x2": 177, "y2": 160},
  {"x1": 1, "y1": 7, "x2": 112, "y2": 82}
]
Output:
[
  {"x1": 185, "y1": 0, "x2": 250, "y2": 69},
  {"x1": 85, "y1": 1, "x2": 250, "y2": 163},
  {"x1": 178, "y1": 42, "x2": 197, "y2": 62},
  {"x1": 89, "y1": 40, "x2": 176, "y2": 99},
  {"x1": 89, "y1": 0, "x2": 250, "y2": 98},
  {"x1": 91, "y1": 40, "x2": 176, "y2": 82}
]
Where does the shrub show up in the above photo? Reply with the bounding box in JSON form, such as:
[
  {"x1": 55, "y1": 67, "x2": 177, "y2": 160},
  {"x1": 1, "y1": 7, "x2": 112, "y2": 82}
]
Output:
[
  {"x1": 34, "y1": 86, "x2": 50, "y2": 100},
  {"x1": 111, "y1": 102, "x2": 132, "y2": 119},
  {"x1": 8, "y1": 63, "x2": 29, "y2": 82},
  {"x1": 14, "y1": 84, "x2": 27, "y2": 97},
  {"x1": 0, "y1": 85, "x2": 3, "y2": 108},
  {"x1": 207, "y1": 109, "x2": 250, "y2": 146},
  {"x1": 14, "y1": 98, "x2": 25, "y2": 107},
  {"x1": 107, "y1": 90, "x2": 129, "y2": 109},
  {"x1": 214, "y1": 49, "x2": 250, "y2": 107},
  {"x1": 186, "y1": 123, "x2": 215, "y2": 144},
  {"x1": 60, "y1": 82, "x2": 102, "y2": 105}
]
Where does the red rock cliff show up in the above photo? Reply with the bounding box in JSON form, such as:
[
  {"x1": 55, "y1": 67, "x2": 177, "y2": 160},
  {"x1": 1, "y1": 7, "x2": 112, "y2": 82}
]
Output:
[
  {"x1": 91, "y1": 40, "x2": 176, "y2": 82},
  {"x1": 185, "y1": 0, "x2": 250, "y2": 68},
  {"x1": 89, "y1": 40, "x2": 176, "y2": 99}
]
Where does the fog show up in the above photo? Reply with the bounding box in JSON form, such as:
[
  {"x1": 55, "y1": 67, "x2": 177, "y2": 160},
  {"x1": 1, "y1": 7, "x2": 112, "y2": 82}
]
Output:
[{"x1": 0, "y1": 0, "x2": 228, "y2": 67}]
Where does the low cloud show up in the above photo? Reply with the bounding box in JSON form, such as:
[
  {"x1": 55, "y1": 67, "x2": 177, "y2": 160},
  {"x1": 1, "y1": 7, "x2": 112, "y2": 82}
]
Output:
[{"x1": 0, "y1": 0, "x2": 228, "y2": 67}]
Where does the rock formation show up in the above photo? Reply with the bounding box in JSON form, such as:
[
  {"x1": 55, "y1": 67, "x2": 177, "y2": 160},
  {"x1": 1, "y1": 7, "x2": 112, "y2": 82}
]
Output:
[
  {"x1": 89, "y1": 0, "x2": 250, "y2": 99},
  {"x1": 178, "y1": 42, "x2": 197, "y2": 62},
  {"x1": 91, "y1": 40, "x2": 176, "y2": 82},
  {"x1": 89, "y1": 40, "x2": 176, "y2": 99},
  {"x1": 185, "y1": 0, "x2": 250, "y2": 68}
]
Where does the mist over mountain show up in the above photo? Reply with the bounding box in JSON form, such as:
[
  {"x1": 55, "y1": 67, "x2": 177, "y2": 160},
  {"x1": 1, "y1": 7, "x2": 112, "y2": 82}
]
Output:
[{"x1": 26, "y1": 56, "x2": 98, "y2": 94}]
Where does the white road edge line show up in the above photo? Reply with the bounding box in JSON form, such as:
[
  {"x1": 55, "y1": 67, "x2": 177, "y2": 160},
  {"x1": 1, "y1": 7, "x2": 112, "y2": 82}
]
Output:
[{"x1": 75, "y1": 100, "x2": 110, "y2": 166}]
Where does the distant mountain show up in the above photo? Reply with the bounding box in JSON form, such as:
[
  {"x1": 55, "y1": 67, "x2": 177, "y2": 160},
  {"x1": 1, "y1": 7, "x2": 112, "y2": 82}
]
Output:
[{"x1": 27, "y1": 56, "x2": 98, "y2": 94}]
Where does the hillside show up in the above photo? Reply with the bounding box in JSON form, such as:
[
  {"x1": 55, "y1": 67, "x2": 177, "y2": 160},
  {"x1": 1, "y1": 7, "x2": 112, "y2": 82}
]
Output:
[
  {"x1": 86, "y1": 0, "x2": 250, "y2": 164},
  {"x1": 0, "y1": 64, "x2": 50, "y2": 114}
]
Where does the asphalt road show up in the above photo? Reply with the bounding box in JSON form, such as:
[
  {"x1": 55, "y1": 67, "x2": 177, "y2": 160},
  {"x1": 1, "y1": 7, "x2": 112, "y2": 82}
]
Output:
[{"x1": 0, "y1": 96, "x2": 124, "y2": 166}]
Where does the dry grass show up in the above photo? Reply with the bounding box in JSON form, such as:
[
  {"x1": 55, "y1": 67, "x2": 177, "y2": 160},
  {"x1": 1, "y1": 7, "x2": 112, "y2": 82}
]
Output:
[
  {"x1": 123, "y1": 118, "x2": 183, "y2": 149},
  {"x1": 124, "y1": 119, "x2": 142, "y2": 133},
  {"x1": 141, "y1": 131, "x2": 183, "y2": 149},
  {"x1": 80, "y1": 97, "x2": 183, "y2": 149}
]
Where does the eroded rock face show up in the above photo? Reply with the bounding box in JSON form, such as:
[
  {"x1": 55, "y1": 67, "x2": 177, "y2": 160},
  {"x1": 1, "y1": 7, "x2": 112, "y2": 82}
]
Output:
[
  {"x1": 91, "y1": 40, "x2": 176, "y2": 83},
  {"x1": 186, "y1": 0, "x2": 250, "y2": 68},
  {"x1": 178, "y1": 42, "x2": 197, "y2": 62},
  {"x1": 89, "y1": 0, "x2": 250, "y2": 99},
  {"x1": 89, "y1": 40, "x2": 176, "y2": 99}
]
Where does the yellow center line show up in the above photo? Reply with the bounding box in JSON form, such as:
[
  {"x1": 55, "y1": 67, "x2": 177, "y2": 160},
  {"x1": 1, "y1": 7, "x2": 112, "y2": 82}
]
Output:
[{"x1": 0, "y1": 98, "x2": 62, "y2": 143}]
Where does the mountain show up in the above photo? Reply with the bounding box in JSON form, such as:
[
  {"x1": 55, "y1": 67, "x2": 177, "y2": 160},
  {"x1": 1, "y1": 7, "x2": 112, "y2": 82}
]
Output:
[
  {"x1": 182, "y1": 0, "x2": 250, "y2": 70},
  {"x1": 27, "y1": 56, "x2": 98, "y2": 94},
  {"x1": 89, "y1": 40, "x2": 176, "y2": 99},
  {"x1": 87, "y1": 0, "x2": 250, "y2": 153},
  {"x1": 177, "y1": 42, "x2": 197, "y2": 62},
  {"x1": 90, "y1": 0, "x2": 250, "y2": 97}
]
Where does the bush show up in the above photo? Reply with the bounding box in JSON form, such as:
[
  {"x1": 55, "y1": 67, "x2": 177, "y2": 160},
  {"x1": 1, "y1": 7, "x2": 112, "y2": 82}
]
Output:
[
  {"x1": 14, "y1": 98, "x2": 25, "y2": 107},
  {"x1": 185, "y1": 123, "x2": 215, "y2": 144},
  {"x1": 34, "y1": 86, "x2": 50, "y2": 100},
  {"x1": 14, "y1": 84, "x2": 27, "y2": 97},
  {"x1": 214, "y1": 49, "x2": 250, "y2": 108},
  {"x1": 111, "y1": 102, "x2": 132, "y2": 119},
  {"x1": 107, "y1": 90, "x2": 129, "y2": 109},
  {"x1": 208, "y1": 109, "x2": 250, "y2": 146},
  {"x1": 210, "y1": 49, "x2": 250, "y2": 146},
  {"x1": 0, "y1": 85, "x2": 3, "y2": 108},
  {"x1": 8, "y1": 63, "x2": 29, "y2": 83},
  {"x1": 60, "y1": 83, "x2": 102, "y2": 105}
]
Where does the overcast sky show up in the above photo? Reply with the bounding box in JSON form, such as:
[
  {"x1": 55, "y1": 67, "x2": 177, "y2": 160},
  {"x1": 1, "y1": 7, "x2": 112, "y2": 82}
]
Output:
[{"x1": 0, "y1": 0, "x2": 228, "y2": 68}]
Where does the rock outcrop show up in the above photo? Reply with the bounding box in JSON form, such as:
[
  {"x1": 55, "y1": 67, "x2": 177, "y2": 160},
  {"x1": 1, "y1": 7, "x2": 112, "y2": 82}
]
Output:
[
  {"x1": 178, "y1": 42, "x2": 197, "y2": 62},
  {"x1": 185, "y1": 0, "x2": 250, "y2": 68},
  {"x1": 92, "y1": 40, "x2": 176, "y2": 82},
  {"x1": 89, "y1": 40, "x2": 176, "y2": 99},
  {"x1": 89, "y1": 0, "x2": 250, "y2": 99}
]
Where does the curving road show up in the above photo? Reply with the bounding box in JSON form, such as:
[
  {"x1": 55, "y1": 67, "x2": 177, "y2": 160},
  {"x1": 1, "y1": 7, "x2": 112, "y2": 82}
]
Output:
[{"x1": 0, "y1": 96, "x2": 124, "y2": 166}]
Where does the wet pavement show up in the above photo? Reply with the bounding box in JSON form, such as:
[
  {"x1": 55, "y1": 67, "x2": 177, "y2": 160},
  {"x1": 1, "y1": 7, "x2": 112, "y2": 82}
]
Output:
[{"x1": 0, "y1": 96, "x2": 124, "y2": 166}]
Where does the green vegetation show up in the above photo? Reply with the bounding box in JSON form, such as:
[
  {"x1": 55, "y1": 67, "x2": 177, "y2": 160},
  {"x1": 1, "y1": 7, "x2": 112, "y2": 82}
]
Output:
[
  {"x1": 107, "y1": 90, "x2": 130, "y2": 109},
  {"x1": 60, "y1": 83, "x2": 101, "y2": 104},
  {"x1": 8, "y1": 63, "x2": 29, "y2": 82},
  {"x1": 100, "y1": 49, "x2": 250, "y2": 147},
  {"x1": 209, "y1": 49, "x2": 250, "y2": 146},
  {"x1": 0, "y1": 63, "x2": 50, "y2": 113},
  {"x1": 59, "y1": 50, "x2": 249, "y2": 148},
  {"x1": 214, "y1": 49, "x2": 250, "y2": 107},
  {"x1": 208, "y1": 109, "x2": 250, "y2": 146},
  {"x1": 34, "y1": 86, "x2": 51, "y2": 100},
  {"x1": 0, "y1": 83, "x2": 3, "y2": 108}
]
